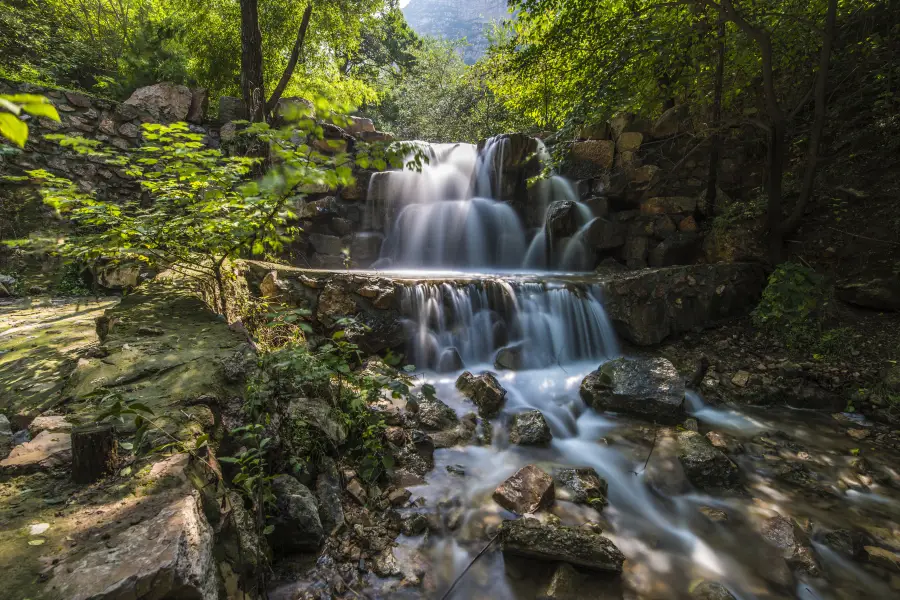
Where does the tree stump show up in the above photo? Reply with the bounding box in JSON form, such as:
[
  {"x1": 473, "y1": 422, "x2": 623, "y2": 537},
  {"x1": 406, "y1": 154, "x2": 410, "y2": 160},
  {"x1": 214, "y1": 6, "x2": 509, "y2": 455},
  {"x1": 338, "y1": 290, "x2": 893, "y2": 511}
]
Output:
[{"x1": 72, "y1": 423, "x2": 118, "y2": 484}]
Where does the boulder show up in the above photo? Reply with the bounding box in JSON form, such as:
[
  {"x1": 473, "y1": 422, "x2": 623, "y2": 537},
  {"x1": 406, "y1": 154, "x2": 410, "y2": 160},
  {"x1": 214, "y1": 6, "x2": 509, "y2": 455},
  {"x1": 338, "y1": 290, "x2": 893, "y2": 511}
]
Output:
[
  {"x1": 676, "y1": 430, "x2": 740, "y2": 490},
  {"x1": 609, "y1": 112, "x2": 635, "y2": 139},
  {"x1": 315, "y1": 457, "x2": 345, "y2": 535},
  {"x1": 493, "y1": 465, "x2": 555, "y2": 515},
  {"x1": 545, "y1": 200, "x2": 580, "y2": 238},
  {"x1": 124, "y1": 82, "x2": 192, "y2": 122},
  {"x1": 316, "y1": 283, "x2": 358, "y2": 324},
  {"x1": 617, "y1": 132, "x2": 643, "y2": 153},
  {"x1": 218, "y1": 96, "x2": 247, "y2": 122},
  {"x1": 641, "y1": 196, "x2": 697, "y2": 215},
  {"x1": 346, "y1": 116, "x2": 376, "y2": 135},
  {"x1": 586, "y1": 218, "x2": 626, "y2": 250},
  {"x1": 580, "y1": 357, "x2": 686, "y2": 423},
  {"x1": 98, "y1": 263, "x2": 141, "y2": 290},
  {"x1": 649, "y1": 232, "x2": 702, "y2": 267},
  {"x1": 554, "y1": 467, "x2": 608, "y2": 508},
  {"x1": 541, "y1": 563, "x2": 580, "y2": 599},
  {"x1": 417, "y1": 395, "x2": 459, "y2": 431},
  {"x1": 509, "y1": 410, "x2": 552, "y2": 446},
  {"x1": 495, "y1": 343, "x2": 526, "y2": 371},
  {"x1": 300, "y1": 196, "x2": 340, "y2": 220},
  {"x1": 864, "y1": 546, "x2": 900, "y2": 572},
  {"x1": 0, "y1": 415, "x2": 12, "y2": 458},
  {"x1": 0, "y1": 430, "x2": 72, "y2": 474},
  {"x1": 309, "y1": 233, "x2": 343, "y2": 256},
  {"x1": 577, "y1": 122, "x2": 610, "y2": 140},
  {"x1": 437, "y1": 347, "x2": 465, "y2": 372},
  {"x1": 456, "y1": 371, "x2": 507, "y2": 418},
  {"x1": 571, "y1": 140, "x2": 615, "y2": 171},
  {"x1": 270, "y1": 475, "x2": 325, "y2": 553},
  {"x1": 817, "y1": 529, "x2": 866, "y2": 559},
  {"x1": 187, "y1": 88, "x2": 208, "y2": 123},
  {"x1": 622, "y1": 236, "x2": 649, "y2": 269},
  {"x1": 47, "y1": 494, "x2": 219, "y2": 600},
  {"x1": 499, "y1": 518, "x2": 625, "y2": 572},
  {"x1": 836, "y1": 277, "x2": 900, "y2": 311},
  {"x1": 651, "y1": 104, "x2": 690, "y2": 139},
  {"x1": 286, "y1": 397, "x2": 348, "y2": 446}
]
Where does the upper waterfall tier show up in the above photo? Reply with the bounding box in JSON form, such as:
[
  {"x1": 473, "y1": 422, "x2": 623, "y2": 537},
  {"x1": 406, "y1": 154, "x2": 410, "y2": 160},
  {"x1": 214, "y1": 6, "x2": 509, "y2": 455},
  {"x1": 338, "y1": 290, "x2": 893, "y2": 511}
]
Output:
[{"x1": 366, "y1": 135, "x2": 597, "y2": 272}]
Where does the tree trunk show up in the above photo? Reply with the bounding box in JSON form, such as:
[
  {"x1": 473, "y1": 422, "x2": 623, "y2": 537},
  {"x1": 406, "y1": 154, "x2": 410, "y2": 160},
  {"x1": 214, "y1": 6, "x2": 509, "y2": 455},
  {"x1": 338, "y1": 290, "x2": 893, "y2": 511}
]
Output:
[
  {"x1": 266, "y1": 2, "x2": 314, "y2": 114},
  {"x1": 72, "y1": 423, "x2": 118, "y2": 484},
  {"x1": 703, "y1": 15, "x2": 727, "y2": 220},
  {"x1": 782, "y1": 0, "x2": 838, "y2": 235},
  {"x1": 240, "y1": 0, "x2": 266, "y2": 123},
  {"x1": 767, "y1": 118, "x2": 787, "y2": 263}
]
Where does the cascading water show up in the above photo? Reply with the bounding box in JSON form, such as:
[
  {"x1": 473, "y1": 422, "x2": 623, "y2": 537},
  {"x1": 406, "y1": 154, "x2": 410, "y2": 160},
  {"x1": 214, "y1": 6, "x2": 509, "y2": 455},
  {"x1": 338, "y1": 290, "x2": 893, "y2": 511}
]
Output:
[{"x1": 346, "y1": 135, "x2": 900, "y2": 600}]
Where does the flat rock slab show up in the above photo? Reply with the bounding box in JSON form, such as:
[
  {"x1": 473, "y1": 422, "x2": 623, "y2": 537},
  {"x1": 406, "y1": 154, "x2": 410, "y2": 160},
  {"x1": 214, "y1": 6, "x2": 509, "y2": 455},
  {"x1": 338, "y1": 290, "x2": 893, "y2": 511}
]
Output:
[
  {"x1": 47, "y1": 494, "x2": 219, "y2": 600},
  {"x1": 581, "y1": 357, "x2": 685, "y2": 423},
  {"x1": 0, "y1": 430, "x2": 71, "y2": 474},
  {"x1": 500, "y1": 518, "x2": 625, "y2": 572},
  {"x1": 493, "y1": 465, "x2": 555, "y2": 515}
]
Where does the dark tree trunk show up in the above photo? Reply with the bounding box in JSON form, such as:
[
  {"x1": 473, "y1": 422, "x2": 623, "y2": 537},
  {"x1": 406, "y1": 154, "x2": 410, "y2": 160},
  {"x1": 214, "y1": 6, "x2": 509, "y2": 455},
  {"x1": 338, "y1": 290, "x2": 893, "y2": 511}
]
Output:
[
  {"x1": 703, "y1": 15, "x2": 727, "y2": 220},
  {"x1": 782, "y1": 0, "x2": 838, "y2": 235},
  {"x1": 266, "y1": 1, "x2": 314, "y2": 114},
  {"x1": 72, "y1": 423, "x2": 118, "y2": 484},
  {"x1": 240, "y1": 0, "x2": 266, "y2": 123},
  {"x1": 766, "y1": 119, "x2": 787, "y2": 262}
]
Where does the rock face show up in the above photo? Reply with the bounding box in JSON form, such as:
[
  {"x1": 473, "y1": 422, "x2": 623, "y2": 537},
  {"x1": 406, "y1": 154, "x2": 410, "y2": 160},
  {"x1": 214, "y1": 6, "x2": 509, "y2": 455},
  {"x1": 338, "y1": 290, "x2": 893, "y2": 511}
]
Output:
[
  {"x1": 555, "y1": 467, "x2": 609, "y2": 507},
  {"x1": 124, "y1": 82, "x2": 193, "y2": 122},
  {"x1": 836, "y1": 277, "x2": 900, "y2": 311},
  {"x1": 315, "y1": 457, "x2": 345, "y2": 535},
  {"x1": 493, "y1": 465, "x2": 555, "y2": 515},
  {"x1": 0, "y1": 430, "x2": 72, "y2": 474},
  {"x1": 571, "y1": 140, "x2": 616, "y2": 171},
  {"x1": 676, "y1": 430, "x2": 740, "y2": 490},
  {"x1": 0, "y1": 415, "x2": 12, "y2": 458},
  {"x1": 48, "y1": 494, "x2": 219, "y2": 600},
  {"x1": 456, "y1": 371, "x2": 507, "y2": 418},
  {"x1": 580, "y1": 357, "x2": 685, "y2": 423},
  {"x1": 509, "y1": 410, "x2": 553, "y2": 446},
  {"x1": 499, "y1": 518, "x2": 625, "y2": 572},
  {"x1": 270, "y1": 475, "x2": 325, "y2": 553}
]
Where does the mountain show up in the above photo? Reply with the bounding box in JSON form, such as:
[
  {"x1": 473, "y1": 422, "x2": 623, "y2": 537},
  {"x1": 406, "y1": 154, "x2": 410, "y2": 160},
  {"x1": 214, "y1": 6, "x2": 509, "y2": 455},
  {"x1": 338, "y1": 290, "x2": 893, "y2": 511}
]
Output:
[{"x1": 402, "y1": 0, "x2": 511, "y2": 64}]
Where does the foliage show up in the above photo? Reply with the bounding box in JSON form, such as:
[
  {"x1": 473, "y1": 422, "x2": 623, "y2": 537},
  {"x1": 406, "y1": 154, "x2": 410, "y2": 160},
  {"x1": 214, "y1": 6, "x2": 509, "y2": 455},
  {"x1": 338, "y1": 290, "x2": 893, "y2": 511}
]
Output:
[
  {"x1": 0, "y1": 94, "x2": 60, "y2": 148},
  {"x1": 753, "y1": 262, "x2": 851, "y2": 358},
  {"x1": 53, "y1": 262, "x2": 91, "y2": 297},
  {"x1": 28, "y1": 104, "x2": 415, "y2": 314}
]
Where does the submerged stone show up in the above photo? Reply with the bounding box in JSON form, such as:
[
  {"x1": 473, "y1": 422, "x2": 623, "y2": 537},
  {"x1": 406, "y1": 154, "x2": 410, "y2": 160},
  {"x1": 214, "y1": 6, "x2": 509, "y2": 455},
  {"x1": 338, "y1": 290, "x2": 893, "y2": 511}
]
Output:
[
  {"x1": 499, "y1": 517, "x2": 625, "y2": 572},
  {"x1": 689, "y1": 581, "x2": 736, "y2": 600},
  {"x1": 456, "y1": 371, "x2": 507, "y2": 418},
  {"x1": 580, "y1": 357, "x2": 685, "y2": 423},
  {"x1": 495, "y1": 343, "x2": 526, "y2": 371},
  {"x1": 493, "y1": 464, "x2": 555, "y2": 515},
  {"x1": 509, "y1": 410, "x2": 552, "y2": 446}
]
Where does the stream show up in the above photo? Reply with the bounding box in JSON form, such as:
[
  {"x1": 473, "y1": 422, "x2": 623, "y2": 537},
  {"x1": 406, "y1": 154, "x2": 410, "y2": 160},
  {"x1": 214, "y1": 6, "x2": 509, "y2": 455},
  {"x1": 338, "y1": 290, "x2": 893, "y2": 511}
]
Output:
[{"x1": 346, "y1": 137, "x2": 900, "y2": 599}]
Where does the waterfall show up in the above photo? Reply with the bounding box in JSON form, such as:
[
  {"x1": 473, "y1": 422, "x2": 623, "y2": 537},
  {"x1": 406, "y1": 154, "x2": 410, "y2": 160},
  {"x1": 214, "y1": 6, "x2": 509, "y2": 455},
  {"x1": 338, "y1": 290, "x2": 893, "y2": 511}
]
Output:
[{"x1": 367, "y1": 135, "x2": 596, "y2": 271}]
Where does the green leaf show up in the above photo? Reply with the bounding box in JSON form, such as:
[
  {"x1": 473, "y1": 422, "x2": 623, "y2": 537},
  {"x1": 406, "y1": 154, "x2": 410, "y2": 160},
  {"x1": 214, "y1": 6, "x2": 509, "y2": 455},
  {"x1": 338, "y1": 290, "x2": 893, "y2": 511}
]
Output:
[
  {"x1": 21, "y1": 103, "x2": 60, "y2": 122},
  {"x1": 128, "y1": 402, "x2": 155, "y2": 415},
  {"x1": 120, "y1": 466, "x2": 133, "y2": 476},
  {"x1": 28, "y1": 539, "x2": 45, "y2": 546},
  {"x1": 0, "y1": 113, "x2": 28, "y2": 148},
  {"x1": 119, "y1": 442, "x2": 134, "y2": 451},
  {"x1": 263, "y1": 524, "x2": 275, "y2": 535}
]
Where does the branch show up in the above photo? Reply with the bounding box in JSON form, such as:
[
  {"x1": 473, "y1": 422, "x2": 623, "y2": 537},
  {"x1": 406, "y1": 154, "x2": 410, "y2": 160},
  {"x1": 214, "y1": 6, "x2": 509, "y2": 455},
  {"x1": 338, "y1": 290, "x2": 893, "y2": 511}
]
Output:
[{"x1": 266, "y1": 2, "x2": 314, "y2": 114}]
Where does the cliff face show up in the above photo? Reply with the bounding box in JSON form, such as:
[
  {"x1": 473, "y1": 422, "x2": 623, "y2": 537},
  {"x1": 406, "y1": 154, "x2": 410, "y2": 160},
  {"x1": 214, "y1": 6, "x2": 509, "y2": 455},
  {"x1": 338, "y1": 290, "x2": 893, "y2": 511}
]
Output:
[{"x1": 402, "y1": 0, "x2": 510, "y2": 63}]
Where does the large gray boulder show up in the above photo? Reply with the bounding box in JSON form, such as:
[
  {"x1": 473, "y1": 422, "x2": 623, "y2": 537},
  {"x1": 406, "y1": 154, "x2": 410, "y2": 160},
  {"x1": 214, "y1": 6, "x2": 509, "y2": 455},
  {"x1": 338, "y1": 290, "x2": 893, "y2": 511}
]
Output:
[
  {"x1": 499, "y1": 518, "x2": 625, "y2": 572},
  {"x1": 417, "y1": 395, "x2": 459, "y2": 431},
  {"x1": 545, "y1": 200, "x2": 580, "y2": 238},
  {"x1": 124, "y1": 82, "x2": 192, "y2": 122},
  {"x1": 315, "y1": 457, "x2": 345, "y2": 535},
  {"x1": 580, "y1": 357, "x2": 685, "y2": 423},
  {"x1": 0, "y1": 430, "x2": 72, "y2": 475},
  {"x1": 836, "y1": 277, "x2": 900, "y2": 312},
  {"x1": 270, "y1": 475, "x2": 324, "y2": 553},
  {"x1": 509, "y1": 410, "x2": 552, "y2": 446},
  {"x1": 676, "y1": 430, "x2": 740, "y2": 490},
  {"x1": 493, "y1": 464, "x2": 555, "y2": 515},
  {"x1": 456, "y1": 371, "x2": 507, "y2": 418}
]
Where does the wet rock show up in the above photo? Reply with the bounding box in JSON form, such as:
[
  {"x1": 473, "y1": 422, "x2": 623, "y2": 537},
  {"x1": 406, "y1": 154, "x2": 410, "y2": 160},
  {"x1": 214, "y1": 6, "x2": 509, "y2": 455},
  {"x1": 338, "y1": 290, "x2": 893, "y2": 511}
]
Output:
[
  {"x1": 698, "y1": 507, "x2": 728, "y2": 522},
  {"x1": 388, "y1": 488, "x2": 412, "y2": 506},
  {"x1": 649, "y1": 232, "x2": 702, "y2": 267},
  {"x1": 689, "y1": 581, "x2": 736, "y2": 600},
  {"x1": 580, "y1": 357, "x2": 685, "y2": 423},
  {"x1": 47, "y1": 494, "x2": 219, "y2": 600},
  {"x1": 555, "y1": 467, "x2": 608, "y2": 508},
  {"x1": 546, "y1": 200, "x2": 580, "y2": 239},
  {"x1": 495, "y1": 343, "x2": 526, "y2": 371},
  {"x1": 493, "y1": 465, "x2": 555, "y2": 515},
  {"x1": 270, "y1": 475, "x2": 325, "y2": 553},
  {"x1": 761, "y1": 515, "x2": 819, "y2": 576},
  {"x1": 817, "y1": 529, "x2": 866, "y2": 559},
  {"x1": 509, "y1": 410, "x2": 552, "y2": 446},
  {"x1": 437, "y1": 347, "x2": 464, "y2": 372},
  {"x1": 456, "y1": 371, "x2": 507, "y2": 418},
  {"x1": 316, "y1": 457, "x2": 345, "y2": 535},
  {"x1": 540, "y1": 562, "x2": 580, "y2": 599},
  {"x1": 836, "y1": 277, "x2": 900, "y2": 311},
  {"x1": 676, "y1": 430, "x2": 740, "y2": 490},
  {"x1": 0, "y1": 430, "x2": 72, "y2": 474},
  {"x1": 864, "y1": 546, "x2": 900, "y2": 572},
  {"x1": 124, "y1": 82, "x2": 192, "y2": 122},
  {"x1": 0, "y1": 415, "x2": 12, "y2": 458},
  {"x1": 499, "y1": 517, "x2": 625, "y2": 572},
  {"x1": 401, "y1": 513, "x2": 429, "y2": 536},
  {"x1": 416, "y1": 395, "x2": 459, "y2": 431}
]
